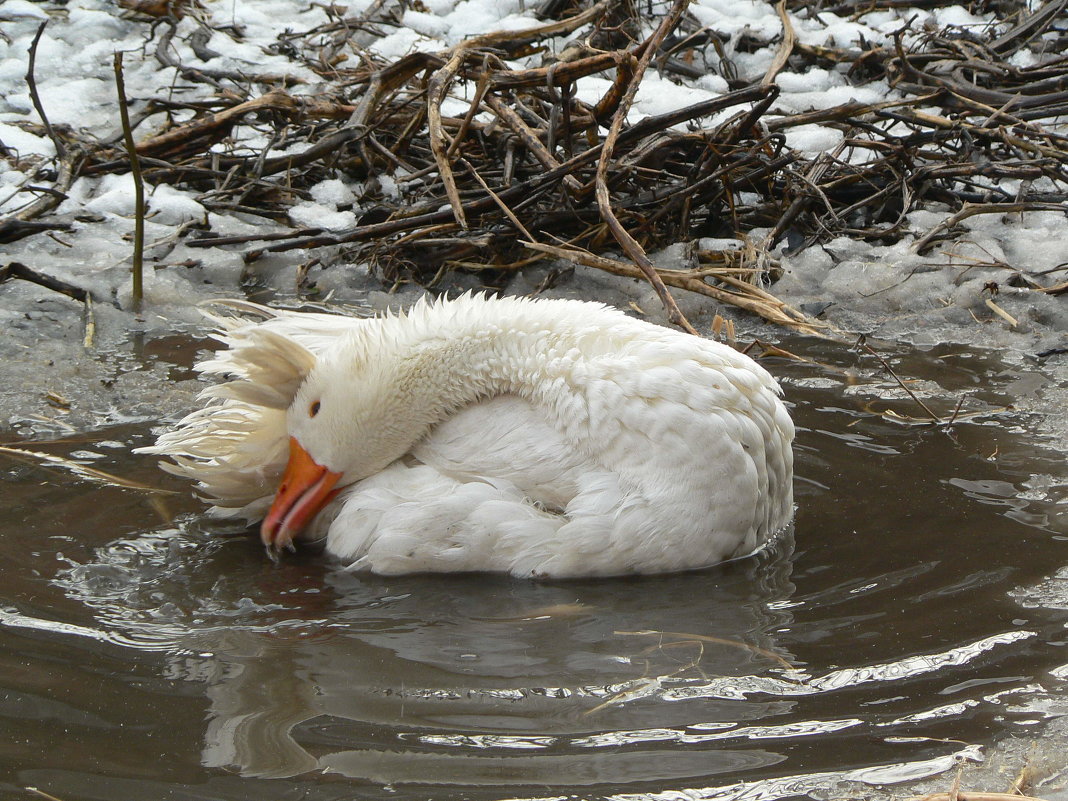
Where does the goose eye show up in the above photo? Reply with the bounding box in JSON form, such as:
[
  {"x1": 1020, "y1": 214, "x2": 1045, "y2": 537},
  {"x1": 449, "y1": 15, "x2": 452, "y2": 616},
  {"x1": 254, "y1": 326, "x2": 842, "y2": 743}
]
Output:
[{"x1": 309, "y1": 400, "x2": 321, "y2": 418}]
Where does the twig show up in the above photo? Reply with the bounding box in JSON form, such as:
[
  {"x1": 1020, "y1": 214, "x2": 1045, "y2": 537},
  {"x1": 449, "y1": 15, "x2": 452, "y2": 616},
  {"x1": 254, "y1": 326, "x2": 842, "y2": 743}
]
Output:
[
  {"x1": 522, "y1": 240, "x2": 832, "y2": 337},
  {"x1": 461, "y1": 159, "x2": 535, "y2": 242},
  {"x1": 113, "y1": 52, "x2": 145, "y2": 312},
  {"x1": 483, "y1": 94, "x2": 582, "y2": 194},
  {"x1": 615, "y1": 629, "x2": 793, "y2": 670},
  {"x1": 0, "y1": 445, "x2": 179, "y2": 494},
  {"x1": 945, "y1": 395, "x2": 965, "y2": 427},
  {"x1": 860, "y1": 341, "x2": 942, "y2": 422},
  {"x1": 82, "y1": 295, "x2": 96, "y2": 349},
  {"x1": 0, "y1": 261, "x2": 92, "y2": 303},
  {"x1": 762, "y1": 1, "x2": 797, "y2": 86},
  {"x1": 26, "y1": 788, "x2": 66, "y2": 801},
  {"x1": 909, "y1": 794, "x2": 1053, "y2": 801},
  {"x1": 595, "y1": 0, "x2": 697, "y2": 335},
  {"x1": 985, "y1": 297, "x2": 1019, "y2": 328},
  {"x1": 25, "y1": 23, "x2": 65, "y2": 160},
  {"x1": 427, "y1": 49, "x2": 468, "y2": 228}
]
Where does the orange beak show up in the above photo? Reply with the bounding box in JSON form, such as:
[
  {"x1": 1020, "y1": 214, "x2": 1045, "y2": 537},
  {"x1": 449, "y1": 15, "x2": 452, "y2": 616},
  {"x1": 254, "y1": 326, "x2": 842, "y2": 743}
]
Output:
[{"x1": 261, "y1": 436, "x2": 342, "y2": 555}]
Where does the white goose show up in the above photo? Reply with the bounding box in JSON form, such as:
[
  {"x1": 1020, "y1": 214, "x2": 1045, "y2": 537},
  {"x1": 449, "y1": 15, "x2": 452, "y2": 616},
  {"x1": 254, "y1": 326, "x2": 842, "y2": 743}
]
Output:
[{"x1": 144, "y1": 295, "x2": 794, "y2": 578}]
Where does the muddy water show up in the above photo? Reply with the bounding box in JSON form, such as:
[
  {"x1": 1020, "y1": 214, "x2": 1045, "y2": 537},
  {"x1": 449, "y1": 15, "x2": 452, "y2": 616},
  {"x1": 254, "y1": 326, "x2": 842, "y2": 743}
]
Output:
[{"x1": 1, "y1": 338, "x2": 1066, "y2": 801}]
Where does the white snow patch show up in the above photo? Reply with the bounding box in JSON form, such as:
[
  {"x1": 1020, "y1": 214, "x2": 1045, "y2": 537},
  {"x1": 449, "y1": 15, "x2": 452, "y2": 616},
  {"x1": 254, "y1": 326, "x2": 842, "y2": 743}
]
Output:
[
  {"x1": 0, "y1": 123, "x2": 55, "y2": 158},
  {"x1": 371, "y1": 27, "x2": 431, "y2": 59},
  {"x1": 633, "y1": 75, "x2": 719, "y2": 119},
  {"x1": 403, "y1": 10, "x2": 452, "y2": 38},
  {"x1": 310, "y1": 179, "x2": 357, "y2": 207},
  {"x1": 775, "y1": 69, "x2": 835, "y2": 94},
  {"x1": 695, "y1": 73, "x2": 730, "y2": 94},
  {"x1": 690, "y1": 0, "x2": 783, "y2": 38},
  {"x1": 34, "y1": 77, "x2": 113, "y2": 129},
  {"x1": 288, "y1": 202, "x2": 357, "y2": 231},
  {"x1": 808, "y1": 13, "x2": 890, "y2": 48},
  {"x1": 0, "y1": 0, "x2": 49, "y2": 19},
  {"x1": 933, "y1": 5, "x2": 993, "y2": 28},
  {"x1": 378, "y1": 174, "x2": 404, "y2": 199},
  {"x1": 82, "y1": 174, "x2": 206, "y2": 225},
  {"x1": 784, "y1": 124, "x2": 845, "y2": 154}
]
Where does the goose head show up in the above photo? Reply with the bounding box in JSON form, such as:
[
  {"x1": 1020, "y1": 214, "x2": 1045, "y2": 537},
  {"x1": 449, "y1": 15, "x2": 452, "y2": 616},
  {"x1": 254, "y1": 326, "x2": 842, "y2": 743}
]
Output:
[{"x1": 259, "y1": 329, "x2": 455, "y2": 554}]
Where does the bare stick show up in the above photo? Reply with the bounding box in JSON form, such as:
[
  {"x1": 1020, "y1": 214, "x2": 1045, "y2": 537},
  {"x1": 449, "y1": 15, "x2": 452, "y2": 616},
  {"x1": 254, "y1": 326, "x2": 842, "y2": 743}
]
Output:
[
  {"x1": 427, "y1": 49, "x2": 468, "y2": 228},
  {"x1": 83, "y1": 295, "x2": 96, "y2": 349},
  {"x1": 461, "y1": 159, "x2": 535, "y2": 242},
  {"x1": 762, "y1": 1, "x2": 797, "y2": 86},
  {"x1": 860, "y1": 342, "x2": 942, "y2": 422},
  {"x1": 1, "y1": 261, "x2": 91, "y2": 302},
  {"x1": 113, "y1": 52, "x2": 145, "y2": 312},
  {"x1": 483, "y1": 94, "x2": 582, "y2": 193},
  {"x1": 25, "y1": 23, "x2": 65, "y2": 160},
  {"x1": 615, "y1": 629, "x2": 793, "y2": 670},
  {"x1": 984, "y1": 297, "x2": 1019, "y2": 327},
  {"x1": 908, "y1": 793, "x2": 1054, "y2": 801},
  {"x1": 595, "y1": 0, "x2": 697, "y2": 334},
  {"x1": 945, "y1": 395, "x2": 965, "y2": 428},
  {"x1": 26, "y1": 788, "x2": 67, "y2": 801}
]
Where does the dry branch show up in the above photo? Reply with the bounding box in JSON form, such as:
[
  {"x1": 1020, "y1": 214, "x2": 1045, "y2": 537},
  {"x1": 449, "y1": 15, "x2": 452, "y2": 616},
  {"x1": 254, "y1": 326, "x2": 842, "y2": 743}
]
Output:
[
  {"x1": 522, "y1": 240, "x2": 833, "y2": 338},
  {"x1": 4, "y1": 0, "x2": 1068, "y2": 334},
  {"x1": 595, "y1": 0, "x2": 698, "y2": 334}
]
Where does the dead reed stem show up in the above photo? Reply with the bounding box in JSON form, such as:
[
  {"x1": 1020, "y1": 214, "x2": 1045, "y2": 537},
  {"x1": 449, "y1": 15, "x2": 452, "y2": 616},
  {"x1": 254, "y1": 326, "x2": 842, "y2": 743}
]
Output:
[{"x1": 113, "y1": 52, "x2": 145, "y2": 312}]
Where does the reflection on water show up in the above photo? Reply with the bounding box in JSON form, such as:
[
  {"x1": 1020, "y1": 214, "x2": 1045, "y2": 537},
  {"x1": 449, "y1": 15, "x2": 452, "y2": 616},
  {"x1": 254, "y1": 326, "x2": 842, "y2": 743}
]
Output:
[{"x1": 1, "y1": 339, "x2": 1066, "y2": 800}]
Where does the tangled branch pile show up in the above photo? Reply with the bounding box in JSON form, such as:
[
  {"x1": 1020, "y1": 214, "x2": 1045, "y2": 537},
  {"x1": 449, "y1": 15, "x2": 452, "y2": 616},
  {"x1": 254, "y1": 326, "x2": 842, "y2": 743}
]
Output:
[{"x1": 5, "y1": 0, "x2": 1068, "y2": 332}]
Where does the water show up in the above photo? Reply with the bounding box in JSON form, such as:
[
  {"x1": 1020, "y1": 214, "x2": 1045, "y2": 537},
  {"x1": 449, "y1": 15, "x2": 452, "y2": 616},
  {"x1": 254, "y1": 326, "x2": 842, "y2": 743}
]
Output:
[{"x1": 1, "y1": 337, "x2": 1066, "y2": 801}]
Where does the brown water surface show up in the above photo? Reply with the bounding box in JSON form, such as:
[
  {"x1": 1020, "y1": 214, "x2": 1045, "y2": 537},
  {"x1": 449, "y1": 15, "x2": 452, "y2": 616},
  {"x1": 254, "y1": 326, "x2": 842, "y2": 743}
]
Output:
[{"x1": 1, "y1": 337, "x2": 1066, "y2": 800}]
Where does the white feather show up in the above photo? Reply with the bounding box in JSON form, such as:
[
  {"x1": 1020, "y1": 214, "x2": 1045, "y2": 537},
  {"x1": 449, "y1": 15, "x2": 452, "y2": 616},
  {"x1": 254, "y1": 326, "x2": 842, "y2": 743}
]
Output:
[{"x1": 141, "y1": 295, "x2": 794, "y2": 578}]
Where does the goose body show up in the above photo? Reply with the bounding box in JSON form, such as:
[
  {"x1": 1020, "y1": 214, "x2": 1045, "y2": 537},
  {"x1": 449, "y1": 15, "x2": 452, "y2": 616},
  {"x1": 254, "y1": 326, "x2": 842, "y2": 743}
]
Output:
[{"x1": 144, "y1": 295, "x2": 794, "y2": 578}]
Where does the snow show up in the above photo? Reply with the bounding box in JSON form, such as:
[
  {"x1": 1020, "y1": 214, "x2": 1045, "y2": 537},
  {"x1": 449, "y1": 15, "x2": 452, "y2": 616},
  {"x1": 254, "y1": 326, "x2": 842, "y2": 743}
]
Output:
[
  {"x1": 0, "y1": 0, "x2": 49, "y2": 19},
  {"x1": 371, "y1": 27, "x2": 430, "y2": 59},
  {"x1": 289, "y1": 202, "x2": 357, "y2": 231},
  {"x1": 633, "y1": 75, "x2": 720, "y2": 118},
  {"x1": 0, "y1": 122, "x2": 54, "y2": 160},
  {"x1": 782, "y1": 124, "x2": 844, "y2": 154},
  {"x1": 403, "y1": 9, "x2": 453, "y2": 39},
  {"x1": 76, "y1": 174, "x2": 207, "y2": 225},
  {"x1": 310, "y1": 179, "x2": 358, "y2": 208}
]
